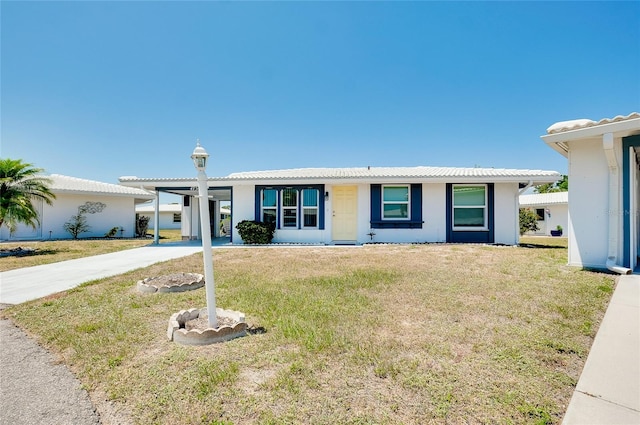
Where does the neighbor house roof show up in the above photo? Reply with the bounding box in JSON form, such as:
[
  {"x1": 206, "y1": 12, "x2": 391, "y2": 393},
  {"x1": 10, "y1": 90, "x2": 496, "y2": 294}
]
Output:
[
  {"x1": 519, "y1": 191, "x2": 568, "y2": 207},
  {"x1": 48, "y1": 174, "x2": 154, "y2": 200},
  {"x1": 542, "y1": 112, "x2": 640, "y2": 157}
]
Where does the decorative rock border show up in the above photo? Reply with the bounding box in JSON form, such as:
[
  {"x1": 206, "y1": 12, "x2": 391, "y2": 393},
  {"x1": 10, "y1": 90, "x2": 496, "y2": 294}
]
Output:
[
  {"x1": 167, "y1": 307, "x2": 247, "y2": 345},
  {"x1": 137, "y1": 273, "x2": 204, "y2": 293}
]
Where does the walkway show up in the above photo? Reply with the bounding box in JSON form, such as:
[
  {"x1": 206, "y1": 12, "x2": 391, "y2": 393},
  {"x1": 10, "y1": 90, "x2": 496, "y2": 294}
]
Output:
[
  {"x1": 0, "y1": 241, "x2": 204, "y2": 304},
  {"x1": 562, "y1": 274, "x2": 640, "y2": 424}
]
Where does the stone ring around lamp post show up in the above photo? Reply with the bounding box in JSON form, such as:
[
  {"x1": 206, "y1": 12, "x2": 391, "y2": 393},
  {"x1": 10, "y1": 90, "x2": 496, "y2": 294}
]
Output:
[
  {"x1": 137, "y1": 273, "x2": 204, "y2": 293},
  {"x1": 167, "y1": 307, "x2": 247, "y2": 346}
]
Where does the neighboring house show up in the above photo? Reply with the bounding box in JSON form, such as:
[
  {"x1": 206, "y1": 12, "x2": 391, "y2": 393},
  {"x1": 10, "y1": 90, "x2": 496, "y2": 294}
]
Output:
[
  {"x1": 136, "y1": 203, "x2": 182, "y2": 230},
  {"x1": 0, "y1": 174, "x2": 154, "y2": 241},
  {"x1": 519, "y1": 191, "x2": 568, "y2": 236},
  {"x1": 119, "y1": 166, "x2": 560, "y2": 245},
  {"x1": 542, "y1": 112, "x2": 640, "y2": 273}
]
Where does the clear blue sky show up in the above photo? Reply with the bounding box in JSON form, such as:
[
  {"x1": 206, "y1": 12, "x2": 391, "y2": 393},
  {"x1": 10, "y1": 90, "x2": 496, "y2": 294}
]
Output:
[{"x1": 2, "y1": 1, "x2": 639, "y2": 188}]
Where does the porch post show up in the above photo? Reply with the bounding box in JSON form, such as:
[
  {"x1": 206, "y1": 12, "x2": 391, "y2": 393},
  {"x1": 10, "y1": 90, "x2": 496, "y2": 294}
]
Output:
[{"x1": 154, "y1": 190, "x2": 160, "y2": 245}]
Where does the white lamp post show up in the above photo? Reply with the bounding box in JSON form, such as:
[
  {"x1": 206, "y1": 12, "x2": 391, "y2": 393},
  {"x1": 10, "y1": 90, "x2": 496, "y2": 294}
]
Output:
[{"x1": 191, "y1": 141, "x2": 217, "y2": 328}]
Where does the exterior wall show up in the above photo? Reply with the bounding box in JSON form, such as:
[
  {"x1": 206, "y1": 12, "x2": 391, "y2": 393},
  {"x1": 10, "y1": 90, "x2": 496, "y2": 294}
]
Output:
[
  {"x1": 567, "y1": 138, "x2": 610, "y2": 268},
  {"x1": 224, "y1": 182, "x2": 523, "y2": 245},
  {"x1": 494, "y1": 183, "x2": 519, "y2": 245},
  {"x1": 138, "y1": 212, "x2": 181, "y2": 230},
  {"x1": 524, "y1": 204, "x2": 568, "y2": 236},
  {"x1": 1, "y1": 193, "x2": 137, "y2": 240}
]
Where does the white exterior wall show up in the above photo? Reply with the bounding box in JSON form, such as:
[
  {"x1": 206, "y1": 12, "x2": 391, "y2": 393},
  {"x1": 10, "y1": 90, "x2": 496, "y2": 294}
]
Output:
[
  {"x1": 224, "y1": 182, "x2": 524, "y2": 245},
  {"x1": 567, "y1": 138, "x2": 611, "y2": 268},
  {"x1": 139, "y1": 212, "x2": 181, "y2": 230},
  {"x1": 494, "y1": 183, "x2": 519, "y2": 245},
  {"x1": 525, "y1": 204, "x2": 568, "y2": 236},
  {"x1": 231, "y1": 185, "x2": 257, "y2": 244},
  {"x1": 3, "y1": 194, "x2": 137, "y2": 240}
]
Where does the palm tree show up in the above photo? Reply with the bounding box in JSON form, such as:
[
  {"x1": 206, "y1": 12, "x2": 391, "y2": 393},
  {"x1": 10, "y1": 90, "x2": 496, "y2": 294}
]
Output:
[{"x1": 0, "y1": 158, "x2": 56, "y2": 233}]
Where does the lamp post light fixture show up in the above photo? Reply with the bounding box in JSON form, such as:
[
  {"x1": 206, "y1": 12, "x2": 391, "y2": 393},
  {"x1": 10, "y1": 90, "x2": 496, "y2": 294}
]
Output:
[{"x1": 191, "y1": 141, "x2": 217, "y2": 328}]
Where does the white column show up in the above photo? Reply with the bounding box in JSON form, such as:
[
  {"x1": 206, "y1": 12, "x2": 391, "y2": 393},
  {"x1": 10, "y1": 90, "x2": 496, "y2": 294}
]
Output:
[{"x1": 197, "y1": 171, "x2": 217, "y2": 327}]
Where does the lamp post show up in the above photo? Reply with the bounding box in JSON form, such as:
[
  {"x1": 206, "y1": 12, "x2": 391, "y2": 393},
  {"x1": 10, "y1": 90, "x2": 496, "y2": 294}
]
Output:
[{"x1": 191, "y1": 141, "x2": 217, "y2": 328}]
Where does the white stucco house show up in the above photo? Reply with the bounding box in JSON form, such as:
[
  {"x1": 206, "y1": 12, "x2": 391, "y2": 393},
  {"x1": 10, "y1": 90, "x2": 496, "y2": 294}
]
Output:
[
  {"x1": 136, "y1": 203, "x2": 182, "y2": 230},
  {"x1": 542, "y1": 112, "x2": 640, "y2": 273},
  {"x1": 119, "y1": 166, "x2": 560, "y2": 246},
  {"x1": 0, "y1": 174, "x2": 154, "y2": 241},
  {"x1": 519, "y1": 191, "x2": 568, "y2": 236}
]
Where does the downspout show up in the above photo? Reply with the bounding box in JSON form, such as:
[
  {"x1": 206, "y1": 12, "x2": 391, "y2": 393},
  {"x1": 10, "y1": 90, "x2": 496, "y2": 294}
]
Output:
[{"x1": 603, "y1": 133, "x2": 632, "y2": 274}]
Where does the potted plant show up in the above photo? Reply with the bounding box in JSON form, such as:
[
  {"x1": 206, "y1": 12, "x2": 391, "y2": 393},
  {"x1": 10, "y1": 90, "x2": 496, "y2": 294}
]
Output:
[{"x1": 551, "y1": 225, "x2": 563, "y2": 237}]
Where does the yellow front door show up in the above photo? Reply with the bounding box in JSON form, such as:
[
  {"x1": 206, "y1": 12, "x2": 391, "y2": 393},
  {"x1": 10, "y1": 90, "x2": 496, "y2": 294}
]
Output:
[{"x1": 332, "y1": 186, "x2": 358, "y2": 242}]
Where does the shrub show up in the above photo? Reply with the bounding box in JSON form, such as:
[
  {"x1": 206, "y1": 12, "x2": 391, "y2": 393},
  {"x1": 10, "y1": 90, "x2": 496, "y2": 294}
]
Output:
[
  {"x1": 63, "y1": 213, "x2": 89, "y2": 239},
  {"x1": 136, "y1": 215, "x2": 150, "y2": 237},
  {"x1": 519, "y1": 208, "x2": 540, "y2": 236},
  {"x1": 236, "y1": 220, "x2": 275, "y2": 244}
]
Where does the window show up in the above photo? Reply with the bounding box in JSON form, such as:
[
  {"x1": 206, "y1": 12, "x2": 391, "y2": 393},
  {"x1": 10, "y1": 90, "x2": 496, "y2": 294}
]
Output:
[
  {"x1": 370, "y1": 184, "x2": 422, "y2": 229},
  {"x1": 452, "y1": 185, "x2": 487, "y2": 229},
  {"x1": 261, "y1": 189, "x2": 277, "y2": 226},
  {"x1": 382, "y1": 186, "x2": 410, "y2": 219},
  {"x1": 282, "y1": 188, "x2": 298, "y2": 227},
  {"x1": 257, "y1": 186, "x2": 324, "y2": 229},
  {"x1": 173, "y1": 213, "x2": 181, "y2": 223},
  {"x1": 302, "y1": 188, "x2": 318, "y2": 227},
  {"x1": 535, "y1": 208, "x2": 545, "y2": 221}
]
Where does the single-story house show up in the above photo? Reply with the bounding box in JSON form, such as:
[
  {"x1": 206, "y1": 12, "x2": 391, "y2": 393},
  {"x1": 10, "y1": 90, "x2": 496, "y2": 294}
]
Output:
[
  {"x1": 542, "y1": 112, "x2": 640, "y2": 273},
  {"x1": 0, "y1": 174, "x2": 154, "y2": 241},
  {"x1": 136, "y1": 203, "x2": 183, "y2": 230},
  {"x1": 119, "y1": 166, "x2": 560, "y2": 245},
  {"x1": 519, "y1": 191, "x2": 568, "y2": 236}
]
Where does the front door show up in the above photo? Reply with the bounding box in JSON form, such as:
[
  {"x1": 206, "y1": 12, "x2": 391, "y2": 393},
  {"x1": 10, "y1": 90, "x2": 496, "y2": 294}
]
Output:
[{"x1": 332, "y1": 186, "x2": 358, "y2": 242}]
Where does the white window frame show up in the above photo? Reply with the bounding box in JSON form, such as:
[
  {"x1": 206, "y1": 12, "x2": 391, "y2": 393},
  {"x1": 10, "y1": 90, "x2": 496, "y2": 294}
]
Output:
[
  {"x1": 382, "y1": 185, "x2": 411, "y2": 220},
  {"x1": 281, "y1": 188, "x2": 298, "y2": 228},
  {"x1": 452, "y1": 184, "x2": 488, "y2": 231},
  {"x1": 302, "y1": 188, "x2": 319, "y2": 228},
  {"x1": 261, "y1": 189, "x2": 278, "y2": 227}
]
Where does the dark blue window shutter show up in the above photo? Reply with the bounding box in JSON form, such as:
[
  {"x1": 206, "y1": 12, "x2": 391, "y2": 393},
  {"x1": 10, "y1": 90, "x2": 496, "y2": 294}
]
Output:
[
  {"x1": 371, "y1": 185, "x2": 382, "y2": 223},
  {"x1": 411, "y1": 184, "x2": 422, "y2": 223}
]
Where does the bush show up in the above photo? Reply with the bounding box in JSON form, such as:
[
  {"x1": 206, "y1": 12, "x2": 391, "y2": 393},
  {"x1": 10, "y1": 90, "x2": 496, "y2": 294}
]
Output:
[
  {"x1": 519, "y1": 208, "x2": 540, "y2": 236},
  {"x1": 136, "y1": 215, "x2": 150, "y2": 237},
  {"x1": 236, "y1": 220, "x2": 275, "y2": 244}
]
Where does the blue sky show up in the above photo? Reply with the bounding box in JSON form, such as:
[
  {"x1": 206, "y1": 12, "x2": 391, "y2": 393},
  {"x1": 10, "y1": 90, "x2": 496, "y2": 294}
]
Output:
[{"x1": 2, "y1": 1, "x2": 639, "y2": 190}]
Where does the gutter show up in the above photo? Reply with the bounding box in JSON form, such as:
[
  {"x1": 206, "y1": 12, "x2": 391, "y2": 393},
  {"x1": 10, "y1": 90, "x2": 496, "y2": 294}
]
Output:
[{"x1": 603, "y1": 133, "x2": 632, "y2": 275}]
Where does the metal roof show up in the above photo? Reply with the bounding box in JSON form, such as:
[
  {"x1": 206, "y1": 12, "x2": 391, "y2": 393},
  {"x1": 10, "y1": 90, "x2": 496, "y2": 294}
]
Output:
[
  {"x1": 48, "y1": 174, "x2": 154, "y2": 198},
  {"x1": 225, "y1": 166, "x2": 560, "y2": 180},
  {"x1": 519, "y1": 191, "x2": 568, "y2": 207}
]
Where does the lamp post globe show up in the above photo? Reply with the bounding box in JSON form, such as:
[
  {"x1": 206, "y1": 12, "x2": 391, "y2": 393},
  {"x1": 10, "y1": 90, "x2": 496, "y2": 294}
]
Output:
[
  {"x1": 191, "y1": 142, "x2": 209, "y2": 171},
  {"x1": 192, "y1": 141, "x2": 216, "y2": 328}
]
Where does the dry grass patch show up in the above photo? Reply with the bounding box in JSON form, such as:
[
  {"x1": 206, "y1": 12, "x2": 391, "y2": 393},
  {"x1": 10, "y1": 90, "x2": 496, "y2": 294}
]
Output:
[{"x1": 2, "y1": 243, "x2": 614, "y2": 424}]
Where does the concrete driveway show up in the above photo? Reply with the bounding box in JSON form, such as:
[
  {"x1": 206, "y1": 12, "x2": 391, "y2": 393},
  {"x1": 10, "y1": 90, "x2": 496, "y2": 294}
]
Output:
[{"x1": 0, "y1": 242, "x2": 203, "y2": 304}]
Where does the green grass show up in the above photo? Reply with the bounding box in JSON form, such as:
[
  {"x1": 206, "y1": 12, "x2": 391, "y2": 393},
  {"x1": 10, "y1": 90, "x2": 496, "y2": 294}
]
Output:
[
  {"x1": 1, "y1": 242, "x2": 614, "y2": 424},
  {"x1": 0, "y1": 229, "x2": 182, "y2": 271}
]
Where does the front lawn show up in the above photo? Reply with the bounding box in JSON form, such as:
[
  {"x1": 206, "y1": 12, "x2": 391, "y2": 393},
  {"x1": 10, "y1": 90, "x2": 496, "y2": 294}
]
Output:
[{"x1": 2, "y1": 243, "x2": 614, "y2": 424}]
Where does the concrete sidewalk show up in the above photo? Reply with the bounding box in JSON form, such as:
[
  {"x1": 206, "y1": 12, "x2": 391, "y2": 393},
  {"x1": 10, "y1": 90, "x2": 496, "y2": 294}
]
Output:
[
  {"x1": 0, "y1": 242, "x2": 204, "y2": 304},
  {"x1": 562, "y1": 274, "x2": 640, "y2": 424}
]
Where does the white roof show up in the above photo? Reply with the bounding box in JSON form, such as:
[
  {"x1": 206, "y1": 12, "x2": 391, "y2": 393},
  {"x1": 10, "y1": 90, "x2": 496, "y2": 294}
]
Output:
[
  {"x1": 519, "y1": 191, "x2": 568, "y2": 207},
  {"x1": 48, "y1": 174, "x2": 154, "y2": 199},
  {"x1": 546, "y1": 112, "x2": 640, "y2": 134},
  {"x1": 224, "y1": 166, "x2": 560, "y2": 181}
]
